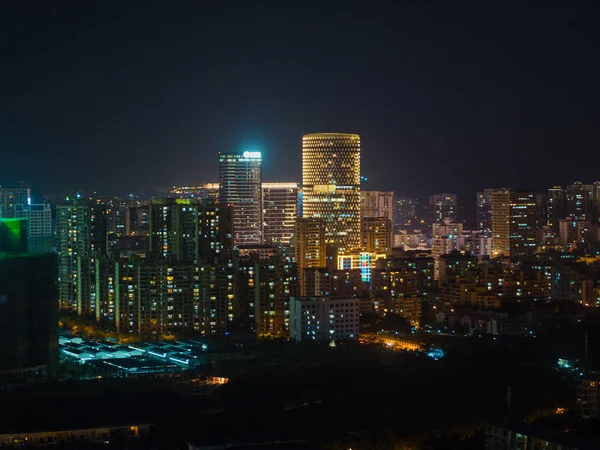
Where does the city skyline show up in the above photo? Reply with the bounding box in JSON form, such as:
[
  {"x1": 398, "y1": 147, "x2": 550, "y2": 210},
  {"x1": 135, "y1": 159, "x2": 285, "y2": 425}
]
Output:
[{"x1": 2, "y1": 2, "x2": 600, "y2": 201}]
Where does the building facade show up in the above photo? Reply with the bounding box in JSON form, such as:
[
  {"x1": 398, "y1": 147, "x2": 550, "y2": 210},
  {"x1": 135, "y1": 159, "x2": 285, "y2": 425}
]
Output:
[
  {"x1": 491, "y1": 189, "x2": 537, "y2": 258},
  {"x1": 476, "y1": 189, "x2": 498, "y2": 234},
  {"x1": 431, "y1": 220, "x2": 464, "y2": 280},
  {"x1": 294, "y1": 218, "x2": 327, "y2": 296},
  {"x1": 218, "y1": 151, "x2": 263, "y2": 246},
  {"x1": 428, "y1": 193, "x2": 457, "y2": 223},
  {"x1": 361, "y1": 217, "x2": 393, "y2": 255},
  {"x1": 56, "y1": 199, "x2": 91, "y2": 314},
  {"x1": 0, "y1": 184, "x2": 31, "y2": 218},
  {"x1": 360, "y1": 190, "x2": 394, "y2": 223},
  {"x1": 290, "y1": 297, "x2": 359, "y2": 342},
  {"x1": 301, "y1": 133, "x2": 361, "y2": 253},
  {"x1": 16, "y1": 203, "x2": 53, "y2": 253},
  {"x1": 262, "y1": 182, "x2": 299, "y2": 246}
]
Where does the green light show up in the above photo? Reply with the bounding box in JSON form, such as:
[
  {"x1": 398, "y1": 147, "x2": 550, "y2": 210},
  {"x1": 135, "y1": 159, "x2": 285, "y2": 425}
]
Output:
[{"x1": 0, "y1": 218, "x2": 27, "y2": 253}]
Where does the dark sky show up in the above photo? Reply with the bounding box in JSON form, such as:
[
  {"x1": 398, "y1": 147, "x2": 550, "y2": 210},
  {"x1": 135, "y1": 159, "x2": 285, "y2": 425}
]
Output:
[{"x1": 2, "y1": 1, "x2": 600, "y2": 204}]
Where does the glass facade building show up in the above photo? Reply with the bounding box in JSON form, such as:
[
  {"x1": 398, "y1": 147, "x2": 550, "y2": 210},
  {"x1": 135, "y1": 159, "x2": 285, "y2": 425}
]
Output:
[
  {"x1": 301, "y1": 133, "x2": 361, "y2": 253},
  {"x1": 218, "y1": 152, "x2": 263, "y2": 246}
]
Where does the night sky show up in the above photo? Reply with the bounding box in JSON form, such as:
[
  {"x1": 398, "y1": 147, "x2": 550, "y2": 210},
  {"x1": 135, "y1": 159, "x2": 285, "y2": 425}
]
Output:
[{"x1": 2, "y1": 1, "x2": 600, "y2": 205}]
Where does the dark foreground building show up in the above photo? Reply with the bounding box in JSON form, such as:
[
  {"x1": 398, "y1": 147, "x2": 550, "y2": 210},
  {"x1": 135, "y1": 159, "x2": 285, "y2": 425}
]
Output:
[{"x1": 0, "y1": 218, "x2": 58, "y2": 382}]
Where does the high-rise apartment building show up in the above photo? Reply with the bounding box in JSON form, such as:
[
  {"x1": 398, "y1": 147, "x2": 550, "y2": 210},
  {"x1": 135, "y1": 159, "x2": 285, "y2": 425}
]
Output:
[
  {"x1": 56, "y1": 199, "x2": 91, "y2": 314},
  {"x1": 476, "y1": 189, "x2": 498, "y2": 234},
  {"x1": 491, "y1": 190, "x2": 537, "y2": 257},
  {"x1": 565, "y1": 181, "x2": 595, "y2": 221},
  {"x1": 428, "y1": 193, "x2": 458, "y2": 223},
  {"x1": 0, "y1": 184, "x2": 31, "y2": 218},
  {"x1": 302, "y1": 133, "x2": 361, "y2": 253},
  {"x1": 15, "y1": 203, "x2": 53, "y2": 253},
  {"x1": 149, "y1": 199, "x2": 200, "y2": 263},
  {"x1": 262, "y1": 182, "x2": 299, "y2": 246},
  {"x1": 361, "y1": 191, "x2": 394, "y2": 223},
  {"x1": 559, "y1": 218, "x2": 591, "y2": 249},
  {"x1": 546, "y1": 186, "x2": 565, "y2": 232},
  {"x1": 394, "y1": 197, "x2": 419, "y2": 226},
  {"x1": 361, "y1": 217, "x2": 393, "y2": 255},
  {"x1": 125, "y1": 204, "x2": 150, "y2": 236},
  {"x1": 294, "y1": 218, "x2": 327, "y2": 296},
  {"x1": 431, "y1": 220, "x2": 464, "y2": 280},
  {"x1": 218, "y1": 151, "x2": 263, "y2": 246}
]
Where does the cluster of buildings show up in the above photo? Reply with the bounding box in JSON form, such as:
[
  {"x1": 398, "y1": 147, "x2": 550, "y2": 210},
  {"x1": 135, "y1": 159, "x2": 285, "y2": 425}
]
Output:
[{"x1": 4, "y1": 137, "x2": 600, "y2": 351}]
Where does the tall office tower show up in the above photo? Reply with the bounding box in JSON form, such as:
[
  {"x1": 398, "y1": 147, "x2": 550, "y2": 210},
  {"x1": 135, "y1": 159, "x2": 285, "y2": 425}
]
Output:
[
  {"x1": 302, "y1": 133, "x2": 361, "y2": 253},
  {"x1": 431, "y1": 219, "x2": 464, "y2": 280},
  {"x1": 360, "y1": 191, "x2": 394, "y2": 223},
  {"x1": 56, "y1": 199, "x2": 91, "y2": 314},
  {"x1": 218, "y1": 151, "x2": 263, "y2": 246},
  {"x1": 476, "y1": 189, "x2": 499, "y2": 234},
  {"x1": 294, "y1": 218, "x2": 327, "y2": 296},
  {"x1": 0, "y1": 183, "x2": 31, "y2": 218},
  {"x1": 545, "y1": 187, "x2": 565, "y2": 233},
  {"x1": 394, "y1": 197, "x2": 419, "y2": 226},
  {"x1": 361, "y1": 217, "x2": 393, "y2": 255},
  {"x1": 15, "y1": 203, "x2": 53, "y2": 253},
  {"x1": 0, "y1": 219, "x2": 58, "y2": 381},
  {"x1": 149, "y1": 199, "x2": 199, "y2": 263},
  {"x1": 262, "y1": 182, "x2": 299, "y2": 247},
  {"x1": 491, "y1": 190, "x2": 537, "y2": 257},
  {"x1": 565, "y1": 182, "x2": 594, "y2": 220},
  {"x1": 428, "y1": 193, "x2": 458, "y2": 223}
]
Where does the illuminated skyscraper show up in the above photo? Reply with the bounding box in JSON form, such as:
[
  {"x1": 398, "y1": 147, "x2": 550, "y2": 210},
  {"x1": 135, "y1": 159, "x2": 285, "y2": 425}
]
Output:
[
  {"x1": 302, "y1": 133, "x2": 361, "y2": 253},
  {"x1": 218, "y1": 151, "x2": 263, "y2": 246},
  {"x1": 360, "y1": 191, "x2": 394, "y2": 223},
  {"x1": 428, "y1": 193, "x2": 457, "y2": 223},
  {"x1": 262, "y1": 182, "x2": 299, "y2": 246},
  {"x1": 491, "y1": 189, "x2": 537, "y2": 257}
]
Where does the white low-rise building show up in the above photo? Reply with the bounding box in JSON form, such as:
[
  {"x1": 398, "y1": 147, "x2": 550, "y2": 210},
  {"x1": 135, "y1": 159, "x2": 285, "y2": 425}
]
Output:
[{"x1": 290, "y1": 297, "x2": 359, "y2": 342}]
